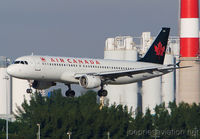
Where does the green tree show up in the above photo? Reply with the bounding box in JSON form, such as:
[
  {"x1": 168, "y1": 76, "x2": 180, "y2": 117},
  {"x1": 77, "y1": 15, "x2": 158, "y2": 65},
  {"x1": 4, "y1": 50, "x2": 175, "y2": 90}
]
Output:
[
  {"x1": 12, "y1": 90, "x2": 200, "y2": 139},
  {"x1": 15, "y1": 90, "x2": 132, "y2": 139}
]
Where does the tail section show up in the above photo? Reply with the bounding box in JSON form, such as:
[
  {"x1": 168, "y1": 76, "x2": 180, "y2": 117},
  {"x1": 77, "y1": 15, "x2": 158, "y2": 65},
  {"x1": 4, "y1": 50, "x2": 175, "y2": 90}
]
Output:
[{"x1": 139, "y1": 27, "x2": 170, "y2": 64}]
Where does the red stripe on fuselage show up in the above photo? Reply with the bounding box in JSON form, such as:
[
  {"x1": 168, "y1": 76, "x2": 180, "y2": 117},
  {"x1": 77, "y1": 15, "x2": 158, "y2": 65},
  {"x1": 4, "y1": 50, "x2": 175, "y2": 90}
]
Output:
[{"x1": 41, "y1": 57, "x2": 101, "y2": 65}]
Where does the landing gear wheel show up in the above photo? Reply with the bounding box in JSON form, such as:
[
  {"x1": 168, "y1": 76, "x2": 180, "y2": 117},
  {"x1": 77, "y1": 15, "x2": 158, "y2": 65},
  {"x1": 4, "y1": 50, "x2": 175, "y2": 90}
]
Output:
[
  {"x1": 65, "y1": 90, "x2": 75, "y2": 97},
  {"x1": 26, "y1": 89, "x2": 33, "y2": 94},
  {"x1": 98, "y1": 90, "x2": 108, "y2": 97},
  {"x1": 98, "y1": 89, "x2": 107, "y2": 110},
  {"x1": 102, "y1": 90, "x2": 108, "y2": 96},
  {"x1": 65, "y1": 84, "x2": 75, "y2": 97}
]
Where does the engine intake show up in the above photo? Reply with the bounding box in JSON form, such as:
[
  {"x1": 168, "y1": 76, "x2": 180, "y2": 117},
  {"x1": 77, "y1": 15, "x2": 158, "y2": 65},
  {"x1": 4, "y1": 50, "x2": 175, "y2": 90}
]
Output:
[{"x1": 79, "y1": 75, "x2": 101, "y2": 89}]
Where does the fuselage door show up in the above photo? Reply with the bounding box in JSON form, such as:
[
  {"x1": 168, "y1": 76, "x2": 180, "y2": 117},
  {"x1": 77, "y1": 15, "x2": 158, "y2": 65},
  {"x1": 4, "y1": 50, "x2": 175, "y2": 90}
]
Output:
[
  {"x1": 33, "y1": 57, "x2": 47, "y2": 79},
  {"x1": 34, "y1": 58, "x2": 41, "y2": 72},
  {"x1": 35, "y1": 62, "x2": 41, "y2": 71}
]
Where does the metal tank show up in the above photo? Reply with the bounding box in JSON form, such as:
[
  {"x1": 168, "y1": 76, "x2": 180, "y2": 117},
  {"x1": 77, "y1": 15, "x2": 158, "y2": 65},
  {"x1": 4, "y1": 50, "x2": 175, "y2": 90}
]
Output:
[
  {"x1": 141, "y1": 33, "x2": 162, "y2": 114},
  {"x1": 142, "y1": 77, "x2": 162, "y2": 114},
  {"x1": 104, "y1": 36, "x2": 139, "y2": 113},
  {"x1": 104, "y1": 37, "x2": 125, "y2": 107},
  {"x1": 123, "y1": 37, "x2": 139, "y2": 113},
  {"x1": 162, "y1": 54, "x2": 175, "y2": 107},
  {"x1": 0, "y1": 57, "x2": 12, "y2": 115},
  {"x1": 168, "y1": 38, "x2": 180, "y2": 103}
]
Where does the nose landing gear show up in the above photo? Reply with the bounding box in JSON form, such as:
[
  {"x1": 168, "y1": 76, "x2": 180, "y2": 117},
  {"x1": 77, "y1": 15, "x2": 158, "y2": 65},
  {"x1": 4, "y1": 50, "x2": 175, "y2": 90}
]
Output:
[
  {"x1": 26, "y1": 88, "x2": 33, "y2": 94},
  {"x1": 26, "y1": 80, "x2": 33, "y2": 94}
]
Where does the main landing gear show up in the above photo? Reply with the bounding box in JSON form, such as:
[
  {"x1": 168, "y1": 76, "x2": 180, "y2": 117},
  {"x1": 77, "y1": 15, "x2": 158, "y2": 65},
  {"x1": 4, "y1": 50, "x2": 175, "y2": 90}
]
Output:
[
  {"x1": 98, "y1": 85, "x2": 108, "y2": 110},
  {"x1": 97, "y1": 89, "x2": 108, "y2": 97},
  {"x1": 97, "y1": 84, "x2": 108, "y2": 97},
  {"x1": 65, "y1": 84, "x2": 75, "y2": 97}
]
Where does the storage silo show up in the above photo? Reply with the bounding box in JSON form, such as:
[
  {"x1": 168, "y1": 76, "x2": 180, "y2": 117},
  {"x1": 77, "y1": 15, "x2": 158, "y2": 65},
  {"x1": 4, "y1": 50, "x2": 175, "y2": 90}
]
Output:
[
  {"x1": 12, "y1": 78, "x2": 32, "y2": 114},
  {"x1": 123, "y1": 37, "x2": 139, "y2": 112},
  {"x1": 141, "y1": 33, "x2": 162, "y2": 114},
  {"x1": 169, "y1": 38, "x2": 180, "y2": 103},
  {"x1": 162, "y1": 54, "x2": 175, "y2": 107},
  {"x1": 104, "y1": 37, "x2": 125, "y2": 106},
  {"x1": 142, "y1": 77, "x2": 162, "y2": 114},
  {"x1": 0, "y1": 57, "x2": 12, "y2": 115}
]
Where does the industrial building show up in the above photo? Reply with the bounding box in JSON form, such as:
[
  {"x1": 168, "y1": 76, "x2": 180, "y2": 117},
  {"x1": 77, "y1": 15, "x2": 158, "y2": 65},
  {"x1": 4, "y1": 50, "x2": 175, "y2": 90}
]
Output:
[
  {"x1": 104, "y1": 0, "x2": 200, "y2": 114},
  {"x1": 104, "y1": 35, "x2": 179, "y2": 114},
  {"x1": 0, "y1": 57, "x2": 12, "y2": 116},
  {"x1": 0, "y1": 57, "x2": 32, "y2": 119}
]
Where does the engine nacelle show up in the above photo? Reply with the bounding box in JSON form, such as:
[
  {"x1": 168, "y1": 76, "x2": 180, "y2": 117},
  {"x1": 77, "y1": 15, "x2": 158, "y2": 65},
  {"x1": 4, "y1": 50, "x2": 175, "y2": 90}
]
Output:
[
  {"x1": 32, "y1": 81, "x2": 56, "y2": 90},
  {"x1": 79, "y1": 75, "x2": 101, "y2": 89}
]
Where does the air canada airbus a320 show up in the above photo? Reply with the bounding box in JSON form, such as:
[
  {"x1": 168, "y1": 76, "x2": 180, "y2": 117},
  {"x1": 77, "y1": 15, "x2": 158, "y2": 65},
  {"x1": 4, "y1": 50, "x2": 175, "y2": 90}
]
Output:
[{"x1": 7, "y1": 28, "x2": 185, "y2": 97}]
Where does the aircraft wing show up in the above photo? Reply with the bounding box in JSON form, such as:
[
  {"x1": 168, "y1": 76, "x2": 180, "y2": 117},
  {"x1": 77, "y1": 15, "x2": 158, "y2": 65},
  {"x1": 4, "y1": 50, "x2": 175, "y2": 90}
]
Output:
[
  {"x1": 93, "y1": 67, "x2": 158, "y2": 78},
  {"x1": 74, "y1": 65, "x2": 189, "y2": 80},
  {"x1": 157, "y1": 66, "x2": 191, "y2": 71}
]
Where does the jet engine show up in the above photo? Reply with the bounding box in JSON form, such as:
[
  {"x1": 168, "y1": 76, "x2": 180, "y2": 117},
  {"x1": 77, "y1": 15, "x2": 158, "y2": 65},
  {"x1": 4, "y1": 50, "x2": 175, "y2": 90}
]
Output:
[
  {"x1": 32, "y1": 80, "x2": 56, "y2": 90},
  {"x1": 79, "y1": 75, "x2": 101, "y2": 89}
]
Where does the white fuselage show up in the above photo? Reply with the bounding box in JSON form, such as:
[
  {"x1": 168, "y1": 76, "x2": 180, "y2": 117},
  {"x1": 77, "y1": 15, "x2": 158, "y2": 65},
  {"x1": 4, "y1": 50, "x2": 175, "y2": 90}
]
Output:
[{"x1": 7, "y1": 55, "x2": 168, "y2": 85}]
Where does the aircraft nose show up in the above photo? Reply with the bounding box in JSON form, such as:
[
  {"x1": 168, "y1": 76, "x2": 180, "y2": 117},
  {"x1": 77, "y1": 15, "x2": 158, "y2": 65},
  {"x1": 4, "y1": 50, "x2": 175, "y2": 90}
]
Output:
[{"x1": 7, "y1": 65, "x2": 15, "y2": 76}]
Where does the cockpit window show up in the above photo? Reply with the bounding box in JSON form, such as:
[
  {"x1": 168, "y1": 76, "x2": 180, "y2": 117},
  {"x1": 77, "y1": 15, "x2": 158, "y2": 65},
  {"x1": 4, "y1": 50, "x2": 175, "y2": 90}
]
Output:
[
  {"x1": 14, "y1": 61, "x2": 20, "y2": 64},
  {"x1": 14, "y1": 61, "x2": 28, "y2": 65},
  {"x1": 24, "y1": 61, "x2": 28, "y2": 65}
]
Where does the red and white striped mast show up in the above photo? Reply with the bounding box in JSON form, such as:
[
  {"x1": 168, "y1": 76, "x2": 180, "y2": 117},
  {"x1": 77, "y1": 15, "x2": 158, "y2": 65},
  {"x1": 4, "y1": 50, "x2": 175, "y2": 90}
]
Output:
[
  {"x1": 180, "y1": 0, "x2": 199, "y2": 57},
  {"x1": 178, "y1": 0, "x2": 200, "y2": 104}
]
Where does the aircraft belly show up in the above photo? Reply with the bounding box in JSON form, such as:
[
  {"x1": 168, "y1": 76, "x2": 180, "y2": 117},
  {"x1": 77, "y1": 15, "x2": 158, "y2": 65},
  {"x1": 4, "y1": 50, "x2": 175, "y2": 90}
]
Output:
[{"x1": 60, "y1": 72, "x2": 78, "y2": 83}]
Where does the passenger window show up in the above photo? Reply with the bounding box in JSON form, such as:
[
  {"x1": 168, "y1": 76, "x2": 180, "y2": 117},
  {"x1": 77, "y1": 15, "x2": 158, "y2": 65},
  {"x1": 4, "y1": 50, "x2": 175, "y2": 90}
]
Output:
[
  {"x1": 21, "y1": 61, "x2": 24, "y2": 64},
  {"x1": 24, "y1": 61, "x2": 28, "y2": 65}
]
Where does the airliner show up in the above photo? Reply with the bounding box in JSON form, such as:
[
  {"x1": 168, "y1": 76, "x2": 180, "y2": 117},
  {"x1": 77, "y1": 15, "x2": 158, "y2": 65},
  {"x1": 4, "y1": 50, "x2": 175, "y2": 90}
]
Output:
[{"x1": 7, "y1": 28, "x2": 183, "y2": 97}]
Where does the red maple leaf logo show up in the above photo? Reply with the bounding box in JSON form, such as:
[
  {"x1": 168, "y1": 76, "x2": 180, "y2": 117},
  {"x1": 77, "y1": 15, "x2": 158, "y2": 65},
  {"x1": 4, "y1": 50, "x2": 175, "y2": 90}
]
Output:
[
  {"x1": 40, "y1": 57, "x2": 46, "y2": 62},
  {"x1": 154, "y1": 42, "x2": 165, "y2": 56}
]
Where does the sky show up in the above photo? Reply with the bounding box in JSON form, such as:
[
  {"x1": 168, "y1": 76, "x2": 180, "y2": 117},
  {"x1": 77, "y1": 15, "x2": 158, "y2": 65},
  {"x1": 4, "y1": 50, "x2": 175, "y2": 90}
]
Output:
[
  {"x1": 0, "y1": 0, "x2": 183, "y2": 60},
  {"x1": 1, "y1": 0, "x2": 199, "y2": 93}
]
